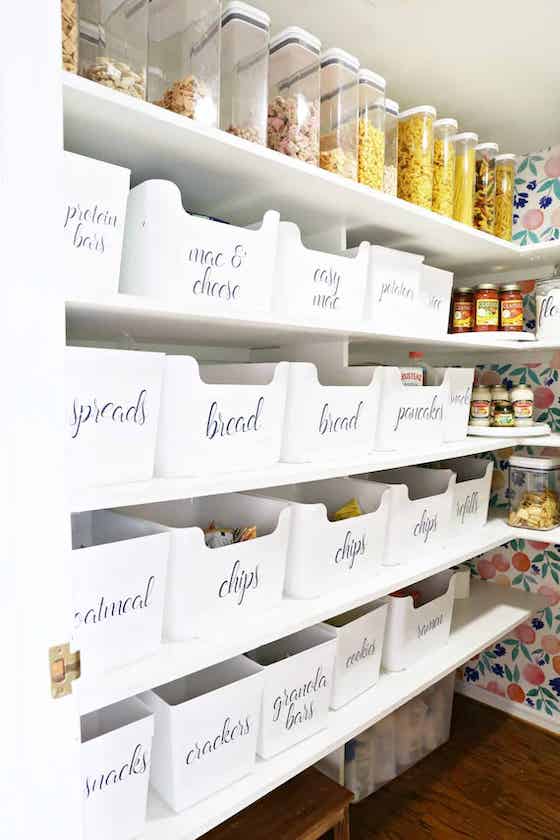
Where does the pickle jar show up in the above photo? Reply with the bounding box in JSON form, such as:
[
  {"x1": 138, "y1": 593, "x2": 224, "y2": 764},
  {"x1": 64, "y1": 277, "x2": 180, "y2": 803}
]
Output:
[
  {"x1": 79, "y1": 0, "x2": 149, "y2": 99},
  {"x1": 495, "y1": 154, "x2": 516, "y2": 241},
  {"x1": 383, "y1": 97, "x2": 399, "y2": 195},
  {"x1": 61, "y1": 0, "x2": 78, "y2": 72},
  {"x1": 268, "y1": 27, "x2": 321, "y2": 165},
  {"x1": 220, "y1": 2, "x2": 270, "y2": 144},
  {"x1": 357, "y1": 69, "x2": 386, "y2": 190},
  {"x1": 474, "y1": 142, "x2": 499, "y2": 233},
  {"x1": 397, "y1": 105, "x2": 436, "y2": 209},
  {"x1": 319, "y1": 48, "x2": 360, "y2": 181},
  {"x1": 432, "y1": 118, "x2": 457, "y2": 217},
  {"x1": 148, "y1": 0, "x2": 221, "y2": 126},
  {"x1": 452, "y1": 131, "x2": 478, "y2": 226}
]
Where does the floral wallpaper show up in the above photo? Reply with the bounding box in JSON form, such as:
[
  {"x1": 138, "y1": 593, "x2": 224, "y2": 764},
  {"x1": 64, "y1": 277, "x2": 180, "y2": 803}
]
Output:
[{"x1": 513, "y1": 143, "x2": 560, "y2": 245}]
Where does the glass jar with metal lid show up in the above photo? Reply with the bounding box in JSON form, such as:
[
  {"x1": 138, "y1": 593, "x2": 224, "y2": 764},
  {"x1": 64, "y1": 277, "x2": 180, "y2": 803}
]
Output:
[
  {"x1": 474, "y1": 284, "x2": 499, "y2": 331},
  {"x1": 452, "y1": 287, "x2": 474, "y2": 333},
  {"x1": 500, "y1": 284, "x2": 523, "y2": 332}
]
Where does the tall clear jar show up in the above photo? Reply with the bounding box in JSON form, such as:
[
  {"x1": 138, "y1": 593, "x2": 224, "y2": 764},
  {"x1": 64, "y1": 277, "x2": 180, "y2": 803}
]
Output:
[
  {"x1": 397, "y1": 105, "x2": 436, "y2": 209},
  {"x1": 452, "y1": 131, "x2": 478, "y2": 226},
  {"x1": 148, "y1": 0, "x2": 221, "y2": 126},
  {"x1": 79, "y1": 0, "x2": 148, "y2": 99},
  {"x1": 495, "y1": 154, "x2": 516, "y2": 241},
  {"x1": 432, "y1": 118, "x2": 457, "y2": 217},
  {"x1": 268, "y1": 27, "x2": 321, "y2": 165},
  {"x1": 220, "y1": 2, "x2": 269, "y2": 144},
  {"x1": 474, "y1": 142, "x2": 499, "y2": 233},
  {"x1": 319, "y1": 48, "x2": 360, "y2": 181},
  {"x1": 357, "y1": 69, "x2": 386, "y2": 191},
  {"x1": 61, "y1": 0, "x2": 78, "y2": 72},
  {"x1": 383, "y1": 98, "x2": 399, "y2": 196}
]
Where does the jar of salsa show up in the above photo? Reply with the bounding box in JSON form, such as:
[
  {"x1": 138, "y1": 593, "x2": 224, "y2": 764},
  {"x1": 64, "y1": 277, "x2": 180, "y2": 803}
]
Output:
[
  {"x1": 475, "y1": 283, "x2": 499, "y2": 331},
  {"x1": 500, "y1": 284, "x2": 523, "y2": 331},
  {"x1": 452, "y1": 287, "x2": 474, "y2": 333}
]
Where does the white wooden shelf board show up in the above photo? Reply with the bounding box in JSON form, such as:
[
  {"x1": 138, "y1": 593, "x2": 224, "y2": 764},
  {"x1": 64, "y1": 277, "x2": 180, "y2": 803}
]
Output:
[
  {"x1": 143, "y1": 582, "x2": 545, "y2": 840},
  {"x1": 505, "y1": 523, "x2": 560, "y2": 543}
]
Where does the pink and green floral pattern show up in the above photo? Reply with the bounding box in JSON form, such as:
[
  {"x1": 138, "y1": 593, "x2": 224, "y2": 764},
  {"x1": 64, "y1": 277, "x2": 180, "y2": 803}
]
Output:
[{"x1": 513, "y1": 144, "x2": 560, "y2": 244}]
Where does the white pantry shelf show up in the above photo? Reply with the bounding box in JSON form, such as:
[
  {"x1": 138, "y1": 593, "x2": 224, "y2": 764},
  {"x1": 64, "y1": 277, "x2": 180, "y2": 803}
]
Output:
[{"x1": 143, "y1": 581, "x2": 544, "y2": 840}]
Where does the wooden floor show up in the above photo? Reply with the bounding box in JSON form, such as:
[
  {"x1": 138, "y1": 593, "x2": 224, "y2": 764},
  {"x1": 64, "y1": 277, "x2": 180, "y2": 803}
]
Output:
[{"x1": 349, "y1": 694, "x2": 559, "y2": 839}]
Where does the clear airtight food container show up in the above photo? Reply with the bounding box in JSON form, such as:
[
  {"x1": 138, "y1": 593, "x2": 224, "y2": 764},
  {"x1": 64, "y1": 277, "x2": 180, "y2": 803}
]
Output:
[
  {"x1": 397, "y1": 106, "x2": 436, "y2": 209},
  {"x1": 79, "y1": 0, "x2": 149, "y2": 99},
  {"x1": 432, "y1": 118, "x2": 457, "y2": 217},
  {"x1": 508, "y1": 456, "x2": 560, "y2": 531},
  {"x1": 268, "y1": 27, "x2": 321, "y2": 165},
  {"x1": 220, "y1": 1, "x2": 270, "y2": 144},
  {"x1": 383, "y1": 98, "x2": 399, "y2": 196},
  {"x1": 452, "y1": 132, "x2": 478, "y2": 226},
  {"x1": 319, "y1": 48, "x2": 360, "y2": 181},
  {"x1": 61, "y1": 0, "x2": 78, "y2": 72},
  {"x1": 148, "y1": 0, "x2": 220, "y2": 126},
  {"x1": 495, "y1": 154, "x2": 516, "y2": 241},
  {"x1": 474, "y1": 143, "x2": 499, "y2": 233},
  {"x1": 357, "y1": 69, "x2": 386, "y2": 191}
]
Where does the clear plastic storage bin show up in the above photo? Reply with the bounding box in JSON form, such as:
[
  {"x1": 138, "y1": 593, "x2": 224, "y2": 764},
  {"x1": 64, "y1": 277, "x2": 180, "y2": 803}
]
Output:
[
  {"x1": 61, "y1": 0, "x2": 78, "y2": 72},
  {"x1": 383, "y1": 98, "x2": 399, "y2": 196},
  {"x1": 432, "y1": 118, "x2": 457, "y2": 217},
  {"x1": 319, "y1": 48, "x2": 360, "y2": 181},
  {"x1": 397, "y1": 106, "x2": 436, "y2": 209},
  {"x1": 508, "y1": 455, "x2": 560, "y2": 531},
  {"x1": 452, "y1": 131, "x2": 478, "y2": 225},
  {"x1": 148, "y1": 0, "x2": 220, "y2": 126},
  {"x1": 79, "y1": 0, "x2": 148, "y2": 99},
  {"x1": 474, "y1": 142, "x2": 499, "y2": 232},
  {"x1": 495, "y1": 153, "x2": 516, "y2": 241},
  {"x1": 220, "y1": 1, "x2": 270, "y2": 144},
  {"x1": 357, "y1": 69, "x2": 386, "y2": 191},
  {"x1": 268, "y1": 27, "x2": 321, "y2": 165}
]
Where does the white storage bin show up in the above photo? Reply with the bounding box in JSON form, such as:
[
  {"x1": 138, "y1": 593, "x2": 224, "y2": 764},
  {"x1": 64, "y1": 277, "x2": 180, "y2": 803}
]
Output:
[
  {"x1": 322, "y1": 601, "x2": 388, "y2": 710},
  {"x1": 65, "y1": 347, "x2": 164, "y2": 487},
  {"x1": 64, "y1": 151, "x2": 130, "y2": 300},
  {"x1": 71, "y1": 511, "x2": 169, "y2": 675},
  {"x1": 437, "y1": 457, "x2": 493, "y2": 532},
  {"x1": 141, "y1": 657, "x2": 264, "y2": 812},
  {"x1": 362, "y1": 467, "x2": 455, "y2": 562},
  {"x1": 360, "y1": 245, "x2": 424, "y2": 335},
  {"x1": 281, "y1": 363, "x2": 381, "y2": 463},
  {"x1": 156, "y1": 356, "x2": 289, "y2": 477},
  {"x1": 119, "y1": 180, "x2": 279, "y2": 314},
  {"x1": 247, "y1": 625, "x2": 337, "y2": 758},
  {"x1": 81, "y1": 697, "x2": 153, "y2": 840},
  {"x1": 418, "y1": 264, "x2": 453, "y2": 337},
  {"x1": 537, "y1": 286, "x2": 560, "y2": 339},
  {"x1": 255, "y1": 477, "x2": 392, "y2": 598},
  {"x1": 425, "y1": 366, "x2": 474, "y2": 442},
  {"x1": 272, "y1": 222, "x2": 369, "y2": 323},
  {"x1": 118, "y1": 493, "x2": 290, "y2": 640},
  {"x1": 382, "y1": 570, "x2": 457, "y2": 671}
]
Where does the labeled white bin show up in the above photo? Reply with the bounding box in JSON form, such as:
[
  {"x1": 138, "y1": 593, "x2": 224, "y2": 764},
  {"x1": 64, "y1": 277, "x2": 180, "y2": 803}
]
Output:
[
  {"x1": 65, "y1": 347, "x2": 164, "y2": 487},
  {"x1": 273, "y1": 222, "x2": 369, "y2": 323},
  {"x1": 537, "y1": 287, "x2": 560, "y2": 339},
  {"x1": 382, "y1": 570, "x2": 457, "y2": 671},
  {"x1": 281, "y1": 363, "x2": 381, "y2": 463},
  {"x1": 156, "y1": 356, "x2": 289, "y2": 477},
  {"x1": 362, "y1": 467, "x2": 456, "y2": 563},
  {"x1": 322, "y1": 601, "x2": 388, "y2": 710},
  {"x1": 418, "y1": 265, "x2": 453, "y2": 338},
  {"x1": 438, "y1": 457, "x2": 493, "y2": 532},
  {"x1": 120, "y1": 179, "x2": 279, "y2": 314},
  {"x1": 64, "y1": 151, "x2": 130, "y2": 299},
  {"x1": 71, "y1": 511, "x2": 169, "y2": 675},
  {"x1": 359, "y1": 245, "x2": 425, "y2": 336},
  {"x1": 142, "y1": 657, "x2": 264, "y2": 812},
  {"x1": 119, "y1": 493, "x2": 290, "y2": 640},
  {"x1": 425, "y1": 367, "x2": 474, "y2": 442},
  {"x1": 255, "y1": 477, "x2": 392, "y2": 598},
  {"x1": 247, "y1": 625, "x2": 337, "y2": 759},
  {"x1": 81, "y1": 697, "x2": 153, "y2": 840}
]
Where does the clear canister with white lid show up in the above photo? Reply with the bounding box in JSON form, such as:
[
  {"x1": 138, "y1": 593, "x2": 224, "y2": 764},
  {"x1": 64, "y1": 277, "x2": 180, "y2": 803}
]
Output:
[
  {"x1": 432, "y1": 118, "x2": 458, "y2": 217},
  {"x1": 452, "y1": 131, "x2": 478, "y2": 225},
  {"x1": 61, "y1": 0, "x2": 78, "y2": 72},
  {"x1": 397, "y1": 105, "x2": 436, "y2": 209},
  {"x1": 495, "y1": 154, "x2": 516, "y2": 241},
  {"x1": 383, "y1": 98, "x2": 399, "y2": 196},
  {"x1": 148, "y1": 0, "x2": 221, "y2": 126},
  {"x1": 474, "y1": 142, "x2": 499, "y2": 233},
  {"x1": 268, "y1": 26, "x2": 321, "y2": 165},
  {"x1": 508, "y1": 455, "x2": 560, "y2": 531},
  {"x1": 220, "y1": 1, "x2": 270, "y2": 144},
  {"x1": 319, "y1": 48, "x2": 360, "y2": 181},
  {"x1": 357, "y1": 69, "x2": 386, "y2": 190}
]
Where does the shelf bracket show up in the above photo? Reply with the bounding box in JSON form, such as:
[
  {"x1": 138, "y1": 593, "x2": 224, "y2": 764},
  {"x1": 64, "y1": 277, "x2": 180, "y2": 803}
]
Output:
[{"x1": 49, "y1": 643, "x2": 81, "y2": 699}]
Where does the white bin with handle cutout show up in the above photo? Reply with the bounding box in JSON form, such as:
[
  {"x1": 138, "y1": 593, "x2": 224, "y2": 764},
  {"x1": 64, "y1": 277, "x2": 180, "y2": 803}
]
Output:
[
  {"x1": 119, "y1": 179, "x2": 279, "y2": 314},
  {"x1": 537, "y1": 287, "x2": 560, "y2": 339},
  {"x1": 141, "y1": 657, "x2": 264, "y2": 812},
  {"x1": 81, "y1": 697, "x2": 153, "y2": 840},
  {"x1": 425, "y1": 367, "x2": 474, "y2": 442},
  {"x1": 437, "y1": 457, "x2": 493, "y2": 532},
  {"x1": 358, "y1": 245, "x2": 424, "y2": 336},
  {"x1": 418, "y1": 265, "x2": 453, "y2": 338}
]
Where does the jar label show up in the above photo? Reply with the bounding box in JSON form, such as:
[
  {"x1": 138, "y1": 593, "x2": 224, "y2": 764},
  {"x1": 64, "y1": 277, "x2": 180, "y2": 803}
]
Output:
[
  {"x1": 476, "y1": 298, "x2": 499, "y2": 326},
  {"x1": 470, "y1": 400, "x2": 491, "y2": 419},
  {"x1": 493, "y1": 413, "x2": 514, "y2": 426},
  {"x1": 513, "y1": 399, "x2": 534, "y2": 418},
  {"x1": 501, "y1": 299, "x2": 523, "y2": 328},
  {"x1": 453, "y1": 301, "x2": 473, "y2": 329}
]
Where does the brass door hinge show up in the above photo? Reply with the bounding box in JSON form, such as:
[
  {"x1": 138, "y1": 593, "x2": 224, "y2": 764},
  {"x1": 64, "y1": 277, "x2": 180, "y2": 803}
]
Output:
[{"x1": 49, "y1": 643, "x2": 81, "y2": 699}]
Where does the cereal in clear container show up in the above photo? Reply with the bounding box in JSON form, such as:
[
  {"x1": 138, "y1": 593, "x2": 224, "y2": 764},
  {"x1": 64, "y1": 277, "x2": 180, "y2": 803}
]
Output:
[{"x1": 397, "y1": 106, "x2": 436, "y2": 209}]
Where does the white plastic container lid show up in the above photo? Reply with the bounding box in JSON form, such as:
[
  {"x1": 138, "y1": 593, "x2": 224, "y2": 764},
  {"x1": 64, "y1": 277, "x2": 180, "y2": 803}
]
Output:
[
  {"x1": 476, "y1": 142, "x2": 499, "y2": 153},
  {"x1": 385, "y1": 97, "x2": 399, "y2": 115},
  {"x1": 496, "y1": 153, "x2": 517, "y2": 162},
  {"x1": 222, "y1": 1, "x2": 270, "y2": 28},
  {"x1": 270, "y1": 26, "x2": 321, "y2": 54},
  {"x1": 399, "y1": 105, "x2": 437, "y2": 120},
  {"x1": 320, "y1": 47, "x2": 360, "y2": 72},
  {"x1": 358, "y1": 68, "x2": 386, "y2": 90},
  {"x1": 452, "y1": 131, "x2": 479, "y2": 143},
  {"x1": 434, "y1": 118, "x2": 458, "y2": 130},
  {"x1": 510, "y1": 455, "x2": 560, "y2": 470}
]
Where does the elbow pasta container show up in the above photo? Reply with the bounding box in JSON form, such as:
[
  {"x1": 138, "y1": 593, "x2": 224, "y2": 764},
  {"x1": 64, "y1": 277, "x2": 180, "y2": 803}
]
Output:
[
  {"x1": 61, "y1": 0, "x2": 78, "y2": 72},
  {"x1": 220, "y1": 1, "x2": 270, "y2": 145},
  {"x1": 474, "y1": 142, "x2": 499, "y2": 233},
  {"x1": 383, "y1": 98, "x2": 399, "y2": 196},
  {"x1": 268, "y1": 27, "x2": 321, "y2": 165},
  {"x1": 357, "y1": 69, "x2": 386, "y2": 191},
  {"x1": 319, "y1": 48, "x2": 360, "y2": 181},
  {"x1": 494, "y1": 154, "x2": 516, "y2": 241},
  {"x1": 432, "y1": 118, "x2": 457, "y2": 217},
  {"x1": 452, "y1": 132, "x2": 478, "y2": 226},
  {"x1": 397, "y1": 106, "x2": 436, "y2": 209},
  {"x1": 148, "y1": 0, "x2": 221, "y2": 127}
]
